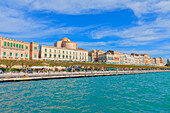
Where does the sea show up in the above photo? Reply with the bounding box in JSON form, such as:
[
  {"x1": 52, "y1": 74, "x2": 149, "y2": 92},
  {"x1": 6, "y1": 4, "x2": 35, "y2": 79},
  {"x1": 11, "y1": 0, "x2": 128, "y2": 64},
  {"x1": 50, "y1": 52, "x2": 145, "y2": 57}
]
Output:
[{"x1": 0, "y1": 72, "x2": 170, "y2": 113}]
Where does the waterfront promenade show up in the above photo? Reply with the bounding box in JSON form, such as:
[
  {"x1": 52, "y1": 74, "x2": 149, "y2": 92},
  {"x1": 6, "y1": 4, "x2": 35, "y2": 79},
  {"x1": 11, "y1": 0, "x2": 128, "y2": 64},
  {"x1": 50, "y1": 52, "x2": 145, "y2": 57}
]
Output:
[{"x1": 0, "y1": 70, "x2": 170, "y2": 82}]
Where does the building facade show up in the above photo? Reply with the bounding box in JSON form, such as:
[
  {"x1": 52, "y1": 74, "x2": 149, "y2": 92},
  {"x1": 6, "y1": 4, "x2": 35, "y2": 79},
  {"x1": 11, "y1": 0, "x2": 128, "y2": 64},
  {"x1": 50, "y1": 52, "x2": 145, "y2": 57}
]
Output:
[
  {"x1": 54, "y1": 37, "x2": 77, "y2": 50},
  {"x1": 88, "y1": 49, "x2": 105, "y2": 62},
  {"x1": 40, "y1": 38, "x2": 88, "y2": 61},
  {"x1": 91, "y1": 49, "x2": 166, "y2": 66},
  {"x1": 0, "y1": 36, "x2": 39, "y2": 60},
  {"x1": 98, "y1": 50, "x2": 120, "y2": 64},
  {"x1": 0, "y1": 36, "x2": 166, "y2": 66}
]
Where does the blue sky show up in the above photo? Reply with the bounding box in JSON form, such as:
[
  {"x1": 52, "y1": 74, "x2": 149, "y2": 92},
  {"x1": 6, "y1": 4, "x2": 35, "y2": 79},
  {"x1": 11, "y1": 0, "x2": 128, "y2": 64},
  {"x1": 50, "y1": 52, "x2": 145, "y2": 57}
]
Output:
[{"x1": 0, "y1": 0, "x2": 170, "y2": 62}]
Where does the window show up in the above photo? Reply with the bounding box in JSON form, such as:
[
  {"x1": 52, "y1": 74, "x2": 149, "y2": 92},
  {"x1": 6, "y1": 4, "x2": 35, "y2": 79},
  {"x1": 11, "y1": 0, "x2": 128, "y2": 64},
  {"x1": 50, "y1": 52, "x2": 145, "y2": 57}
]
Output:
[
  {"x1": 26, "y1": 54, "x2": 28, "y2": 58},
  {"x1": 13, "y1": 43, "x2": 15, "y2": 47},
  {"x1": 54, "y1": 54, "x2": 56, "y2": 58},
  {"x1": 10, "y1": 53, "x2": 12, "y2": 56},
  {"x1": 70, "y1": 52, "x2": 71, "y2": 54},
  {"x1": 59, "y1": 50, "x2": 60, "y2": 53},
  {"x1": 63, "y1": 51, "x2": 64, "y2": 53},
  {"x1": 22, "y1": 45, "x2": 24, "y2": 49},
  {"x1": 50, "y1": 54, "x2": 52, "y2": 57},
  {"x1": 10, "y1": 43, "x2": 12, "y2": 47},
  {"x1": 45, "y1": 54, "x2": 47, "y2": 57},
  {"x1": 3, "y1": 52, "x2": 6, "y2": 56},
  {"x1": 7, "y1": 42, "x2": 9, "y2": 46},
  {"x1": 66, "y1": 51, "x2": 68, "y2": 54},
  {"x1": 4, "y1": 42, "x2": 6, "y2": 46},
  {"x1": 73, "y1": 52, "x2": 75, "y2": 54},
  {"x1": 19, "y1": 44, "x2": 21, "y2": 48},
  {"x1": 34, "y1": 54, "x2": 37, "y2": 58},
  {"x1": 26, "y1": 46, "x2": 28, "y2": 49},
  {"x1": 58, "y1": 55, "x2": 61, "y2": 58},
  {"x1": 34, "y1": 47, "x2": 37, "y2": 50},
  {"x1": 45, "y1": 49, "x2": 47, "y2": 52},
  {"x1": 16, "y1": 44, "x2": 18, "y2": 48},
  {"x1": 50, "y1": 49, "x2": 51, "y2": 52},
  {"x1": 21, "y1": 54, "x2": 23, "y2": 58},
  {"x1": 70, "y1": 56, "x2": 71, "y2": 58},
  {"x1": 54, "y1": 50, "x2": 56, "y2": 53},
  {"x1": 63, "y1": 55, "x2": 65, "y2": 58},
  {"x1": 66, "y1": 55, "x2": 68, "y2": 58},
  {"x1": 15, "y1": 53, "x2": 18, "y2": 57}
]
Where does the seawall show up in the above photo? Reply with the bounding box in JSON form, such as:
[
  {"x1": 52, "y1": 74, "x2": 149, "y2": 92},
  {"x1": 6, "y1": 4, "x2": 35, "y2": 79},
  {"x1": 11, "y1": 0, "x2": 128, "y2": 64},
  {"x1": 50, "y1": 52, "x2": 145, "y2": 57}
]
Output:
[{"x1": 0, "y1": 70, "x2": 170, "y2": 82}]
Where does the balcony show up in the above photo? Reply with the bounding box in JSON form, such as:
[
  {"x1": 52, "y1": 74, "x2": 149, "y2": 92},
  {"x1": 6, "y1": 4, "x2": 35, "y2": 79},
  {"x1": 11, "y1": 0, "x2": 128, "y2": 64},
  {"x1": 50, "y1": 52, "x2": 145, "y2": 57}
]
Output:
[
  {"x1": 3, "y1": 55, "x2": 7, "y2": 58},
  {"x1": 2, "y1": 46, "x2": 25, "y2": 51}
]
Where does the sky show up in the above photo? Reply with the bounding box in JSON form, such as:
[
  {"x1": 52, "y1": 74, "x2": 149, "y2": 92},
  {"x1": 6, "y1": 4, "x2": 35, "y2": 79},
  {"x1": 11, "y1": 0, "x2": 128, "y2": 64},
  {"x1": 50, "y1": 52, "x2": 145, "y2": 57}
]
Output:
[{"x1": 0, "y1": 0, "x2": 170, "y2": 62}]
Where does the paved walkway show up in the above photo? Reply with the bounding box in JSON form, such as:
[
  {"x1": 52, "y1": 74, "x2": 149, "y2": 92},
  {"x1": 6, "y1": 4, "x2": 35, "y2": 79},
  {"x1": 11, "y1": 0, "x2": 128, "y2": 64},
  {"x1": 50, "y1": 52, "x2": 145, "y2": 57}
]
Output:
[{"x1": 0, "y1": 70, "x2": 170, "y2": 82}]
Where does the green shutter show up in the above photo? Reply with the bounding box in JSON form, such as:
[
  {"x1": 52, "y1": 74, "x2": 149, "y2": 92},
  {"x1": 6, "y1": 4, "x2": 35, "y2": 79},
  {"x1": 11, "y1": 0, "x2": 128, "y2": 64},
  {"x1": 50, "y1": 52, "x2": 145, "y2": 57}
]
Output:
[
  {"x1": 34, "y1": 54, "x2": 36, "y2": 58},
  {"x1": 21, "y1": 54, "x2": 23, "y2": 57},
  {"x1": 63, "y1": 55, "x2": 64, "y2": 58},
  {"x1": 10, "y1": 43, "x2": 12, "y2": 47},
  {"x1": 16, "y1": 44, "x2": 18, "y2": 48},
  {"x1": 26, "y1": 46, "x2": 28, "y2": 49},
  {"x1": 7, "y1": 42, "x2": 9, "y2": 46},
  {"x1": 58, "y1": 55, "x2": 60, "y2": 58},
  {"x1": 3, "y1": 52, "x2": 6, "y2": 56},
  {"x1": 10, "y1": 53, "x2": 12, "y2": 56},
  {"x1": 26, "y1": 54, "x2": 28, "y2": 58},
  {"x1": 13, "y1": 43, "x2": 15, "y2": 47},
  {"x1": 19, "y1": 44, "x2": 21, "y2": 48},
  {"x1": 22, "y1": 45, "x2": 23, "y2": 49},
  {"x1": 4, "y1": 42, "x2": 6, "y2": 46},
  {"x1": 34, "y1": 47, "x2": 37, "y2": 50},
  {"x1": 15, "y1": 53, "x2": 18, "y2": 57}
]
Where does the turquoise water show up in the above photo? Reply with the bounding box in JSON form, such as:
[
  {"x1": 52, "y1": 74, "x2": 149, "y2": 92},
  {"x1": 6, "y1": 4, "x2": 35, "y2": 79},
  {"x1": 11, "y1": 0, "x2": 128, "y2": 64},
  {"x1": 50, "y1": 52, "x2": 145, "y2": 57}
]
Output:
[{"x1": 0, "y1": 72, "x2": 170, "y2": 113}]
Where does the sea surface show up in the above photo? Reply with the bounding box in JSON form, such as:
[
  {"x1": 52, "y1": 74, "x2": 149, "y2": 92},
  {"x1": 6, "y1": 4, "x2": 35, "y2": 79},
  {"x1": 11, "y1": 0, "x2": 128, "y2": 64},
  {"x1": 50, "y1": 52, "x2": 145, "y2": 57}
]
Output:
[{"x1": 0, "y1": 72, "x2": 170, "y2": 113}]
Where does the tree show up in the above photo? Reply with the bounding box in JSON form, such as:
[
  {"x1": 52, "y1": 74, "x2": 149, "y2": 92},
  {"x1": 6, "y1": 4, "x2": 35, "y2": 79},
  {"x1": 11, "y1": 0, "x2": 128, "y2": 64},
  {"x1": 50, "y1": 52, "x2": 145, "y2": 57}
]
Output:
[
  {"x1": 0, "y1": 59, "x2": 19, "y2": 73},
  {"x1": 167, "y1": 59, "x2": 170, "y2": 64}
]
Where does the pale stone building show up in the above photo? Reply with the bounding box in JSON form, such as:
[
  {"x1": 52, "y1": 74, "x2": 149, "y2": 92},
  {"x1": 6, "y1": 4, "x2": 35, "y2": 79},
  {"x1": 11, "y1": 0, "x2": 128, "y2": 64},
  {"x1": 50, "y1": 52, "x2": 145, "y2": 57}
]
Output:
[
  {"x1": 39, "y1": 38, "x2": 88, "y2": 61},
  {"x1": 54, "y1": 37, "x2": 77, "y2": 50}
]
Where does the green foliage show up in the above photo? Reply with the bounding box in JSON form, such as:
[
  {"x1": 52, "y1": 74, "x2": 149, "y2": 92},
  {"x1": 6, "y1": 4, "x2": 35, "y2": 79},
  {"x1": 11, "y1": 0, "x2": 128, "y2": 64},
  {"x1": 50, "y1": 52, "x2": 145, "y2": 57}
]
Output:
[
  {"x1": 0, "y1": 59, "x2": 170, "y2": 72},
  {"x1": 167, "y1": 59, "x2": 170, "y2": 64}
]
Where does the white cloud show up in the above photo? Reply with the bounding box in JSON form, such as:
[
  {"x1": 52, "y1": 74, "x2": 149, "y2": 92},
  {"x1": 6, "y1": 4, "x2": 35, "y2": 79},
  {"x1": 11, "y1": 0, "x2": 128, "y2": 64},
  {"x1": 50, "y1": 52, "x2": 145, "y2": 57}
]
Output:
[
  {"x1": 1, "y1": 0, "x2": 170, "y2": 16},
  {"x1": 154, "y1": 1, "x2": 170, "y2": 13},
  {"x1": 91, "y1": 15, "x2": 170, "y2": 43}
]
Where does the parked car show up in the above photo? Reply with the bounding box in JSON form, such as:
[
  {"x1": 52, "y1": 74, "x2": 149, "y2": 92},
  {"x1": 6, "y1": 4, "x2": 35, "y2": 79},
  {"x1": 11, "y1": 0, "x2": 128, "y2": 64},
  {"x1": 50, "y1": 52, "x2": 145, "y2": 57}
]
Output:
[{"x1": 27, "y1": 70, "x2": 33, "y2": 73}]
